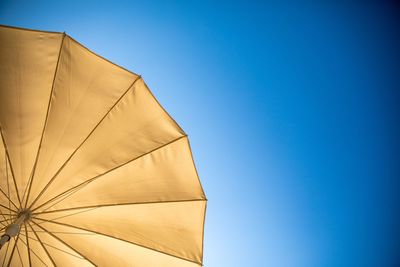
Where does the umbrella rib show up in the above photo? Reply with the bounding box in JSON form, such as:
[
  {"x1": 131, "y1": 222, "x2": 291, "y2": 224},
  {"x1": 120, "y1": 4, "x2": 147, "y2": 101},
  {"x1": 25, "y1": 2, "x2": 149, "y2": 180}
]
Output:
[
  {"x1": 5, "y1": 234, "x2": 19, "y2": 267},
  {"x1": 186, "y1": 138, "x2": 207, "y2": 202},
  {"x1": 4, "y1": 155, "x2": 14, "y2": 215},
  {"x1": 31, "y1": 134, "x2": 187, "y2": 213},
  {"x1": 28, "y1": 75, "x2": 142, "y2": 211},
  {"x1": 28, "y1": 223, "x2": 57, "y2": 267},
  {"x1": 15, "y1": 242, "x2": 24, "y2": 267},
  {"x1": 0, "y1": 24, "x2": 62, "y2": 35},
  {"x1": 68, "y1": 36, "x2": 139, "y2": 77},
  {"x1": 23, "y1": 33, "x2": 67, "y2": 209},
  {"x1": 18, "y1": 232, "x2": 50, "y2": 267},
  {"x1": 143, "y1": 79, "x2": 185, "y2": 135},
  {"x1": 26, "y1": 230, "x2": 96, "y2": 235},
  {"x1": 32, "y1": 221, "x2": 96, "y2": 266},
  {"x1": 33, "y1": 199, "x2": 206, "y2": 215},
  {"x1": 0, "y1": 188, "x2": 18, "y2": 211},
  {"x1": 34, "y1": 207, "x2": 100, "y2": 226},
  {"x1": 21, "y1": 228, "x2": 86, "y2": 261},
  {"x1": 200, "y1": 202, "x2": 207, "y2": 264},
  {"x1": 0, "y1": 126, "x2": 22, "y2": 208},
  {"x1": 24, "y1": 224, "x2": 32, "y2": 267},
  {"x1": 33, "y1": 217, "x2": 203, "y2": 266},
  {"x1": 0, "y1": 216, "x2": 16, "y2": 226},
  {"x1": 0, "y1": 210, "x2": 10, "y2": 224},
  {"x1": 0, "y1": 204, "x2": 17, "y2": 213}
]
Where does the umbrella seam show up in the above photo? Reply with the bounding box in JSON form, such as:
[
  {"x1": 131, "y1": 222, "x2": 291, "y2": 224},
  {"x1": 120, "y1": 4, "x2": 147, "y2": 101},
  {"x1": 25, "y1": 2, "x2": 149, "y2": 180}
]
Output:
[
  {"x1": 31, "y1": 134, "x2": 187, "y2": 213},
  {"x1": 28, "y1": 75, "x2": 142, "y2": 211},
  {"x1": 67, "y1": 36, "x2": 139, "y2": 77},
  {"x1": 34, "y1": 199, "x2": 206, "y2": 216},
  {"x1": 23, "y1": 32, "x2": 67, "y2": 209},
  {"x1": 142, "y1": 80, "x2": 186, "y2": 135},
  {"x1": 0, "y1": 24, "x2": 62, "y2": 35}
]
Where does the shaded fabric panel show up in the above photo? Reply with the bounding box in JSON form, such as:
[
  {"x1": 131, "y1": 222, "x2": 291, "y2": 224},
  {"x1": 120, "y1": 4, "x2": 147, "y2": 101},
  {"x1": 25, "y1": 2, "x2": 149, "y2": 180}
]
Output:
[
  {"x1": 30, "y1": 221, "x2": 201, "y2": 267},
  {"x1": 27, "y1": 36, "x2": 138, "y2": 208},
  {"x1": 35, "y1": 137, "x2": 205, "y2": 212},
  {"x1": 34, "y1": 200, "x2": 206, "y2": 264},
  {"x1": 0, "y1": 26, "x2": 64, "y2": 205},
  {"x1": 20, "y1": 227, "x2": 55, "y2": 267},
  {"x1": 31, "y1": 78, "x2": 185, "y2": 210}
]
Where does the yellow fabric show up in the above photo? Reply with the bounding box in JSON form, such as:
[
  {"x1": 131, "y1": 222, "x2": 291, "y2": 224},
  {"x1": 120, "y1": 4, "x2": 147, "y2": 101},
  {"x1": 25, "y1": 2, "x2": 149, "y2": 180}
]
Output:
[
  {"x1": 0, "y1": 26, "x2": 63, "y2": 206},
  {"x1": 32, "y1": 222, "x2": 201, "y2": 267},
  {"x1": 0, "y1": 25, "x2": 206, "y2": 266}
]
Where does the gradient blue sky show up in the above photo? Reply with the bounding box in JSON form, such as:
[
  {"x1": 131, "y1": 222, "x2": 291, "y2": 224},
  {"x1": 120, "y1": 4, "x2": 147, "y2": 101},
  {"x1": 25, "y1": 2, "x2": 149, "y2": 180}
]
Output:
[{"x1": 1, "y1": 1, "x2": 399, "y2": 266}]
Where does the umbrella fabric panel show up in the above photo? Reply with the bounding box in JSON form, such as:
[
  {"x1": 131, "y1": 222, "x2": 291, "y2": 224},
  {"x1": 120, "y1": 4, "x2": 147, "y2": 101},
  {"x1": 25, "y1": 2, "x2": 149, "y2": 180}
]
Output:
[
  {"x1": 20, "y1": 228, "x2": 56, "y2": 267},
  {"x1": 30, "y1": 78, "x2": 185, "y2": 211},
  {"x1": 26, "y1": 35, "x2": 139, "y2": 209},
  {"x1": 34, "y1": 200, "x2": 206, "y2": 264},
  {"x1": 34, "y1": 136, "x2": 205, "y2": 213},
  {"x1": 0, "y1": 27, "x2": 64, "y2": 205},
  {"x1": 0, "y1": 139, "x2": 19, "y2": 218},
  {"x1": 32, "y1": 221, "x2": 202, "y2": 267},
  {"x1": 29, "y1": 223, "x2": 95, "y2": 267}
]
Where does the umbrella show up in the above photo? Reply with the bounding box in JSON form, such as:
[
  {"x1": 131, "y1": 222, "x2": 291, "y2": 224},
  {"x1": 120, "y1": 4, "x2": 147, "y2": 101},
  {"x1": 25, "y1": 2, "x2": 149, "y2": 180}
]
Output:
[{"x1": 0, "y1": 25, "x2": 206, "y2": 266}]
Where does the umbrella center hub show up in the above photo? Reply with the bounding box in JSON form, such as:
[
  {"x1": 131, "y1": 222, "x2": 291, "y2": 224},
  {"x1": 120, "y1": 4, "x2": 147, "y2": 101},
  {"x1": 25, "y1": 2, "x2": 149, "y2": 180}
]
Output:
[{"x1": 17, "y1": 209, "x2": 32, "y2": 222}]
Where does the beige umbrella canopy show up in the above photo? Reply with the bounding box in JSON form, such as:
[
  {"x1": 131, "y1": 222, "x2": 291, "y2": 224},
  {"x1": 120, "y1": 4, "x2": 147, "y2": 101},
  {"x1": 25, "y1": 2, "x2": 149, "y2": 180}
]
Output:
[{"x1": 0, "y1": 25, "x2": 206, "y2": 266}]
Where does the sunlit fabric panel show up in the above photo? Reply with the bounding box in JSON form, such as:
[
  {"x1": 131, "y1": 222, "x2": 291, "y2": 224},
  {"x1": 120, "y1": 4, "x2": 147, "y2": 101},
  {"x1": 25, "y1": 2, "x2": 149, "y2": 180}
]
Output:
[
  {"x1": 0, "y1": 27, "x2": 63, "y2": 203},
  {"x1": 31, "y1": 78, "x2": 185, "y2": 210},
  {"x1": 35, "y1": 137, "x2": 205, "y2": 212},
  {"x1": 32, "y1": 221, "x2": 201, "y2": 267},
  {"x1": 35, "y1": 200, "x2": 206, "y2": 264},
  {"x1": 27, "y1": 36, "x2": 138, "y2": 208}
]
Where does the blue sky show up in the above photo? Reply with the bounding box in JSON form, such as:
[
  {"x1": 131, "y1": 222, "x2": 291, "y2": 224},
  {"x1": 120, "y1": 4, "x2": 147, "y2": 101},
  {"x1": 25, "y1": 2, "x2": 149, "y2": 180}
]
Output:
[{"x1": 1, "y1": 1, "x2": 399, "y2": 266}]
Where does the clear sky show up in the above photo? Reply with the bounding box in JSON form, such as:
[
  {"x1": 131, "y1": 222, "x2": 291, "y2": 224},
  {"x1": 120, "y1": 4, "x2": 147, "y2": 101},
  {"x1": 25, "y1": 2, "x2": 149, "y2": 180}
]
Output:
[{"x1": 1, "y1": 1, "x2": 399, "y2": 266}]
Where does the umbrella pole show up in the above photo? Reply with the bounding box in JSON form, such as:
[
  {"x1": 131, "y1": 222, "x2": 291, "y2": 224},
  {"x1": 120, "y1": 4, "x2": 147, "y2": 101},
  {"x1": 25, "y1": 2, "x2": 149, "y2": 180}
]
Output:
[{"x1": 0, "y1": 210, "x2": 30, "y2": 249}]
